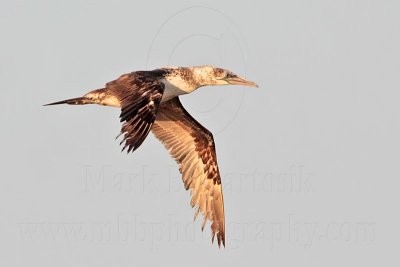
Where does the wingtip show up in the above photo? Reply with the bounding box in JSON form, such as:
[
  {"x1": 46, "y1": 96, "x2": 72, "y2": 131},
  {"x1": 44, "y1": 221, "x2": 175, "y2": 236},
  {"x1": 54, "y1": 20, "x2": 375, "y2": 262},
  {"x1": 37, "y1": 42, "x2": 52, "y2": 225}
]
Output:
[
  {"x1": 214, "y1": 233, "x2": 225, "y2": 248},
  {"x1": 220, "y1": 236, "x2": 226, "y2": 248}
]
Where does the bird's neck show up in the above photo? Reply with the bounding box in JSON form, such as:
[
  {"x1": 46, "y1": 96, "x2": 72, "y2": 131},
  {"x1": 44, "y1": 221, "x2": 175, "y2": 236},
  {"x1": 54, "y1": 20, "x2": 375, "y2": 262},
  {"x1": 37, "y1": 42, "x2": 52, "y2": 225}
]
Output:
[
  {"x1": 164, "y1": 74, "x2": 197, "y2": 93},
  {"x1": 160, "y1": 67, "x2": 216, "y2": 102},
  {"x1": 160, "y1": 73, "x2": 197, "y2": 102},
  {"x1": 164, "y1": 68, "x2": 203, "y2": 92}
]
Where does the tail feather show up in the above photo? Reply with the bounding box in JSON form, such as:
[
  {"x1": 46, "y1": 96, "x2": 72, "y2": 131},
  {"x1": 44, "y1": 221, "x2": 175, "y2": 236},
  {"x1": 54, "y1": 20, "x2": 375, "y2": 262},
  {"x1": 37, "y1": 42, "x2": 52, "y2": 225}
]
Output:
[
  {"x1": 43, "y1": 97, "x2": 93, "y2": 106},
  {"x1": 44, "y1": 89, "x2": 121, "y2": 107},
  {"x1": 44, "y1": 88, "x2": 111, "y2": 107}
]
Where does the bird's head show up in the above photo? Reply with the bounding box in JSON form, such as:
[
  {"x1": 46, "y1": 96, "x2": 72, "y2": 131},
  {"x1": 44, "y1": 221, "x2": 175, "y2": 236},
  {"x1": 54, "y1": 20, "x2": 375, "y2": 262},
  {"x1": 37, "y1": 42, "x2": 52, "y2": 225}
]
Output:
[{"x1": 190, "y1": 65, "x2": 258, "y2": 88}]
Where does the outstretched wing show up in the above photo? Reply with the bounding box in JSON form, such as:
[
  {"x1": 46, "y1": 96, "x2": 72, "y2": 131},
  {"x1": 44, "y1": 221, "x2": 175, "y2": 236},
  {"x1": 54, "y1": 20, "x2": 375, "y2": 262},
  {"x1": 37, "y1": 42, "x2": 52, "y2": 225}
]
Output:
[
  {"x1": 106, "y1": 71, "x2": 165, "y2": 153},
  {"x1": 151, "y1": 97, "x2": 225, "y2": 247}
]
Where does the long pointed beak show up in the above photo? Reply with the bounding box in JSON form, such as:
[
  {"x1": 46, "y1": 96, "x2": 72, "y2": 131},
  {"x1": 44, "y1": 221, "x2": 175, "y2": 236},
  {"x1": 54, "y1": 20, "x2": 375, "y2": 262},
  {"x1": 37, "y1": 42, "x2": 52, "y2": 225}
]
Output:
[{"x1": 226, "y1": 76, "x2": 259, "y2": 88}]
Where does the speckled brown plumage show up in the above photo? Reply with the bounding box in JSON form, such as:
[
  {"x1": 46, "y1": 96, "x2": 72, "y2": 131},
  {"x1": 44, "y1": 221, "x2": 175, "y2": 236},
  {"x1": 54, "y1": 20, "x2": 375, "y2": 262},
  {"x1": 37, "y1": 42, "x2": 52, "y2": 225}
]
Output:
[
  {"x1": 45, "y1": 65, "x2": 258, "y2": 248},
  {"x1": 152, "y1": 97, "x2": 225, "y2": 247},
  {"x1": 104, "y1": 71, "x2": 166, "y2": 153}
]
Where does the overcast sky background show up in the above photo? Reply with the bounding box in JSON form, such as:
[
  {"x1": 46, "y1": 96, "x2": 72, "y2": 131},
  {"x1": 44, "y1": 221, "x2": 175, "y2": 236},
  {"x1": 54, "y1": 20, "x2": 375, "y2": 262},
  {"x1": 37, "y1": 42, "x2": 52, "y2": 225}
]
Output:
[{"x1": 0, "y1": 0, "x2": 399, "y2": 266}]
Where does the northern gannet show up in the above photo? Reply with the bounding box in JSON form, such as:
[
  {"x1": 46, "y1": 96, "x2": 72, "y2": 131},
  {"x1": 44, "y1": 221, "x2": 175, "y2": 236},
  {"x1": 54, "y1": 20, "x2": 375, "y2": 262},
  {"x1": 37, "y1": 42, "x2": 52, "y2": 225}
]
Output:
[{"x1": 45, "y1": 65, "x2": 258, "y2": 247}]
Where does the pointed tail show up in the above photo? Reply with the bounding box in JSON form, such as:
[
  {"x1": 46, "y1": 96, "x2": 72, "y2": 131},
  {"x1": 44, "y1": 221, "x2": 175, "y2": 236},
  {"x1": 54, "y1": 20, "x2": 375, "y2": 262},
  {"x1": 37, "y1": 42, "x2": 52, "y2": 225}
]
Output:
[
  {"x1": 43, "y1": 89, "x2": 113, "y2": 107},
  {"x1": 43, "y1": 97, "x2": 94, "y2": 106}
]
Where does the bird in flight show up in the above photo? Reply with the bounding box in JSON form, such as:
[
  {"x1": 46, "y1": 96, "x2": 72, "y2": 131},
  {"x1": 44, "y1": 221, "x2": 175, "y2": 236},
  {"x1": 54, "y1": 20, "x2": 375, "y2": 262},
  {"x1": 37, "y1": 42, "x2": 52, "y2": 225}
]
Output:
[{"x1": 45, "y1": 65, "x2": 258, "y2": 247}]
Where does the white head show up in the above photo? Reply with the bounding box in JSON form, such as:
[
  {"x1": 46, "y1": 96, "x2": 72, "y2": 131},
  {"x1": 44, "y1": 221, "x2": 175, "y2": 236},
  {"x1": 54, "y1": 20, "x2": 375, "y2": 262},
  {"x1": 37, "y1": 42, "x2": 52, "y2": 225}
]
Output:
[{"x1": 189, "y1": 65, "x2": 258, "y2": 88}]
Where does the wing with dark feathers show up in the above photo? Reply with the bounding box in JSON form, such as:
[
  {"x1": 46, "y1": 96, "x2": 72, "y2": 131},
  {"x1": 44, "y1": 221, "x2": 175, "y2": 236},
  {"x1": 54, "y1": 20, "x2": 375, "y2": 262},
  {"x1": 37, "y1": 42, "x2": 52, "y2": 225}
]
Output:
[
  {"x1": 106, "y1": 71, "x2": 165, "y2": 153},
  {"x1": 151, "y1": 97, "x2": 225, "y2": 247}
]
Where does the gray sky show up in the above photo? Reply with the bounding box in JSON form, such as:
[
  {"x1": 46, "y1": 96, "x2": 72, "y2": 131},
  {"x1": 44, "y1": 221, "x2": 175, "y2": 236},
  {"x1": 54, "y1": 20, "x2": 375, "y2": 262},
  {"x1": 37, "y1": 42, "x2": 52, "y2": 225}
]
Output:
[{"x1": 0, "y1": 0, "x2": 399, "y2": 266}]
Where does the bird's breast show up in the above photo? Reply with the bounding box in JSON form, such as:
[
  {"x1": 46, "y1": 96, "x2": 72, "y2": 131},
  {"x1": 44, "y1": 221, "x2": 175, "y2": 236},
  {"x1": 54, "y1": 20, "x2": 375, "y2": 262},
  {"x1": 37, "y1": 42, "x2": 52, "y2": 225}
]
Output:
[{"x1": 160, "y1": 77, "x2": 193, "y2": 102}]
